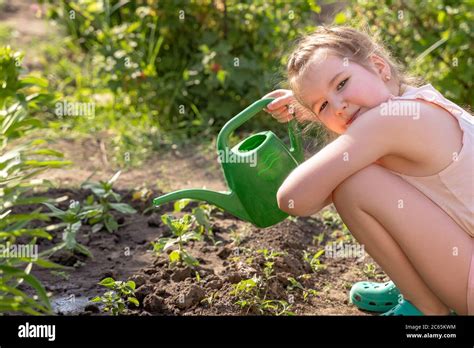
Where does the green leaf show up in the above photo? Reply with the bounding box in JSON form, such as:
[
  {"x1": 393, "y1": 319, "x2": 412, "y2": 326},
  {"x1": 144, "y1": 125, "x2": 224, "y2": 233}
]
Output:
[
  {"x1": 18, "y1": 75, "x2": 48, "y2": 88},
  {"x1": 0, "y1": 228, "x2": 52, "y2": 240},
  {"x1": 110, "y1": 203, "x2": 137, "y2": 214},
  {"x1": 98, "y1": 277, "x2": 115, "y2": 287},
  {"x1": 23, "y1": 160, "x2": 70, "y2": 168},
  {"x1": 75, "y1": 243, "x2": 93, "y2": 258},
  {"x1": 161, "y1": 214, "x2": 171, "y2": 226},
  {"x1": 128, "y1": 297, "x2": 139, "y2": 306},
  {"x1": 173, "y1": 199, "x2": 190, "y2": 213},
  {"x1": 169, "y1": 250, "x2": 181, "y2": 263},
  {"x1": 30, "y1": 149, "x2": 64, "y2": 157},
  {"x1": 193, "y1": 207, "x2": 210, "y2": 229},
  {"x1": 91, "y1": 223, "x2": 104, "y2": 233},
  {"x1": 43, "y1": 202, "x2": 66, "y2": 217},
  {"x1": 33, "y1": 258, "x2": 67, "y2": 269},
  {"x1": 126, "y1": 280, "x2": 136, "y2": 290},
  {"x1": 104, "y1": 215, "x2": 118, "y2": 233},
  {"x1": 0, "y1": 265, "x2": 51, "y2": 311},
  {"x1": 182, "y1": 250, "x2": 199, "y2": 267}
]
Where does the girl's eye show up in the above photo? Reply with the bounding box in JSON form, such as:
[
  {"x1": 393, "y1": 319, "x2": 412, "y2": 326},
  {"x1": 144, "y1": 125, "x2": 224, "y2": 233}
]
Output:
[
  {"x1": 319, "y1": 78, "x2": 349, "y2": 113},
  {"x1": 337, "y1": 78, "x2": 349, "y2": 90},
  {"x1": 319, "y1": 101, "x2": 328, "y2": 113}
]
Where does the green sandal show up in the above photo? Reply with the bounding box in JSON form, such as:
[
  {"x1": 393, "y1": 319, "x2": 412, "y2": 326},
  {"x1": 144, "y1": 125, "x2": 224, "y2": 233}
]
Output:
[
  {"x1": 381, "y1": 299, "x2": 423, "y2": 316},
  {"x1": 349, "y1": 281, "x2": 400, "y2": 312}
]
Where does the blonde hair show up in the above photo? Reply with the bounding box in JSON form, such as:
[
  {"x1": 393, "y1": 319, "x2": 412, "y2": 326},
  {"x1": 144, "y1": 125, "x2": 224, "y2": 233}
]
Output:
[{"x1": 285, "y1": 25, "x2": 421, "y2": 145}]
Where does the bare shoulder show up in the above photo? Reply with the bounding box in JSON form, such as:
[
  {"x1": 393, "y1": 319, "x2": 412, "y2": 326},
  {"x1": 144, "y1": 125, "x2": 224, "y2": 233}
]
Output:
[{"x1": 348, "y1": 99, "x2": 463, "y2": 174}]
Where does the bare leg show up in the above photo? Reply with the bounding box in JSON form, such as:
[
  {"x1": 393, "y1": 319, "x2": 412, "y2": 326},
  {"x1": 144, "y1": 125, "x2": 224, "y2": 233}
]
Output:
[{"x1": 332, "y1": 164, "x2": 473, "y2": 315}]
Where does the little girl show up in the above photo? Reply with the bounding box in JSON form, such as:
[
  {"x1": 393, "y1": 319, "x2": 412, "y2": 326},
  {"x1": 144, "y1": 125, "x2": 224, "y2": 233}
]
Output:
[{"x1": 263, "y1": 26, "x2": 473, "y2": 316}]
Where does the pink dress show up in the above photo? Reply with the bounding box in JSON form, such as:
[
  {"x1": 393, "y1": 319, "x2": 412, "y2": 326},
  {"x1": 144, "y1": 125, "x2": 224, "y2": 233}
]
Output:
[{"x1": 388, "y1": 84, "x2": 473, "y2": 315}]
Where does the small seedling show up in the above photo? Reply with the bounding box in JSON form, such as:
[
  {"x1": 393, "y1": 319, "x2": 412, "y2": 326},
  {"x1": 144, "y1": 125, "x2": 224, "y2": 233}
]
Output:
[
  {"x1": 173, "y1": 199, "x2": 220, "y2": 245},
  {"x1": 363, "y1": 262, "x2": 385, "y2": 280},
  {"x1": 82, "y1": 171, "x2": 137, "y2": 233},
  {"x1": 256, "y1": 248, "x2": 286, "y2": 261},
  {"x1": 42, "y1": 201, "x2": 92, "y2": 258},
  {"x1": 201, "y1": 291, "x2": 219, "y2": 307},
  {"x1": 321, "y1": 210, "x2": 343, "y2": 229},
  {"x1": 90, "y1": 277, "x2": 139, "y2": 315},
  {"x1": 230, "y1": 276, "x2": 294, "y2": 316},
  {"x1": 259, "y1": 299, "x2": 295, "y2": 316},
  {"x1": 287, "y1": 276, "x2": 318, "y2": 302},
  {"x1": 256, "y1": 249, "x2": 287, "y2": 280},
  {"x1": 151, "y1": 214, "x2": 201, "y2": 267},
  {"x1": 303, "y1": 249, "x2": 326, "y2": 273},
  {"x1": 312, "y1": 232, "x2": 325, "y2": 246},
  {"x1": 50, "y1": 270, "x2": 70, "y2": 280},
  {"x1": 229, "y1": 229, "x2": 243, "y2": 246}
]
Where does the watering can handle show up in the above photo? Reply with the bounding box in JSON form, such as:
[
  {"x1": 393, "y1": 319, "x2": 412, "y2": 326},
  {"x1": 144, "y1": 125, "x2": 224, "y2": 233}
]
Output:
[{"x1": 217, "y1": 98, "x2": 304, "y2": 163}]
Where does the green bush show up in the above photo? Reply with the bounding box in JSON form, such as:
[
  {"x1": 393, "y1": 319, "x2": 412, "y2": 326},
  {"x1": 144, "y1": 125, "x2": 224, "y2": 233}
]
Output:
[{"x1": 43, "y1": 0, "x2": 321, "y2": 139}]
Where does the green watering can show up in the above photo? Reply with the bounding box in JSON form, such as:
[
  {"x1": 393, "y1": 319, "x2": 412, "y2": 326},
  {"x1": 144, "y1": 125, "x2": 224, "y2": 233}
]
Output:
[{"x1": 153, "y1": 98, "x2": 304, "y2": 228}]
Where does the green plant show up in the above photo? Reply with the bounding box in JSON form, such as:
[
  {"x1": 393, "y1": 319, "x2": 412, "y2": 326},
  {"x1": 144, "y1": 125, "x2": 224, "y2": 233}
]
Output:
[
  {"x1": 303, "y1": 249, "x2": 326, "y2": 273},
  {"x1": 81, "y1": 171, "x2": 137, "y2": 233},
  {"x1": 229, "y1": 248, "x2": 294, "y2": 315},
  {"x1": 173, "y1": 199, "x2": 220, "y2": 245},
  {"x1": 229, "y1": 229, "x2": 243, "y2": 246},
  {"x1": 363, "y1": 262, "x2": 386, "y2": 280},
  {"x1": 329, "y1": 226, "x2": 355, "y2": 244},
  {"x1": 287, "y1": 276, "x2": 318, "y2": 302},
  {"x1": 0, "y1": 46, "x2": 69, "y2": 315},
  {"x1": 50, "y1": 270, "x2": 70, "y2": 280},
  {"x1": 312, "y1": 232, "x2": 325, "y2": 246},
  {"x1": 91, "y1": 277, "x2": 139, "y2": 315},
  {"x1": 256, "y1": 248, "x2": 286, "y2": 280},
  {"x1": 230, "y1": 276, "x2": 294, "y2": 316},
  {"x1": 201, "y1": 290, "x2": 219, "y2": 307},
  {"x1": 41, "y1": 201, "x2": 93, "y2": 258},
  {"x1": 151, "y1": 214, "x2": 201, "y2": 267},
  {"x1": 37, "y1": 0, "x2": 326, "y2": 166},
  {"x1": 321, "y1": 210, "x2": 343, "y2": 229}
]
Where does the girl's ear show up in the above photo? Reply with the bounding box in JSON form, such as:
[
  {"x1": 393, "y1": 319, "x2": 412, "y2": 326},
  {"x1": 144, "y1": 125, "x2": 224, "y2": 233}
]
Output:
[{"x1": 368, "y1": 54, "x2": 391, "y2": 79}]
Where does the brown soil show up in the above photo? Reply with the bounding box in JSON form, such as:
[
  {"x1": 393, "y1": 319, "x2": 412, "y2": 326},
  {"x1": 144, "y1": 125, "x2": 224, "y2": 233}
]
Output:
[{"x1": 19, "y1": 162, "x2": 388, "y2": 316}]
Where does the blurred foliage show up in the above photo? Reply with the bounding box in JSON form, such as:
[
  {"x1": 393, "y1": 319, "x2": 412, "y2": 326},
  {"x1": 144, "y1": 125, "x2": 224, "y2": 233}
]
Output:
[
  {"x1": 28, "y1": 0, "x2": 472, "y2": 165},
  {"x1": 43, "y1": 0, "x2": 321, "y2": 143},
  {"x1": 0, "y1": 46, "x2": 70, "y2": 315},
  {"x1": 338, "y1": 0, "x2": 473, "y2": 108}
]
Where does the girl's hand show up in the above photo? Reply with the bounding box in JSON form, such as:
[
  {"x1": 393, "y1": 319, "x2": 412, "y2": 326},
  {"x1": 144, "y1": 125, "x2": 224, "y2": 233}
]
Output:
[{"x1": 261, "y1": 89, "x2": 314, "y2": 123}]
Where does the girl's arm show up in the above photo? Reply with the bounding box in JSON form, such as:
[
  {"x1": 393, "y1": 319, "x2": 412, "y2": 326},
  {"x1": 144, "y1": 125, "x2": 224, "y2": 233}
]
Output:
[
  {"x1": 277, "y1": 104, "x2": 412, "y2": 217},
  {"x1": 304, "y1": 192, "x2": 334, "y2": 216}
]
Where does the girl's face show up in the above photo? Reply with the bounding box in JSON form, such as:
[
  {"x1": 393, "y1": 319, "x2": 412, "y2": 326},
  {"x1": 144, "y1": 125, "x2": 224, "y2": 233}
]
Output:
[{"x1": 296, "y1": 50, "x2": 395, "y2": 134}]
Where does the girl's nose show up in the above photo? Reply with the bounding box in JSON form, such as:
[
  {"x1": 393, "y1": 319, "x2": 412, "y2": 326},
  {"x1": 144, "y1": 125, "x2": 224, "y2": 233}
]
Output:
[{"x1": 333, "y1": 100, "x2": 348, "y2": 116}]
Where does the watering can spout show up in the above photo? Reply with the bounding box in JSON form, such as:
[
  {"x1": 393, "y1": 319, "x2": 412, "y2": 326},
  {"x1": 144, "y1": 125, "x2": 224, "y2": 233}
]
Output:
[{"x1": 153, "y1": 189, "x2": 251, "y2": 222}]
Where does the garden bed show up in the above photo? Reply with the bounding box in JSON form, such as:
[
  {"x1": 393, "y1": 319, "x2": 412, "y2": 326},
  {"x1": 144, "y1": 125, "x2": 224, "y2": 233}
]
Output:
[{"x1": 21, "y1": 187, "x2": 387, "y2": 316}]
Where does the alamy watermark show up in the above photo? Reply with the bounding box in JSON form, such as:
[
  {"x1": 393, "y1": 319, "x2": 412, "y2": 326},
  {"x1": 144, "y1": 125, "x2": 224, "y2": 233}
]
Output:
[
  {"x1": 217, "y1": 148, "x2": 257, "y2": 167},
  {"x1": 325, "y1": 242, "x2": 365, "y2": 261},
  {"x1": 55, "y1": 101, "x2": 95, "y2": 119},
  {"x1": 0, "y1": 242, "x2": 38, "y2": 261},
  {"x1": 380, "y1": 99, "x2": 420, "y2": 120}
]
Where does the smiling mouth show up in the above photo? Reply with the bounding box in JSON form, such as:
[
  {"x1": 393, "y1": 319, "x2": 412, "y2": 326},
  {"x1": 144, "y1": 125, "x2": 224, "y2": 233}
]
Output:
[{"x1": 346, "y1": 109, "x2": 361, "y2": 126}]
